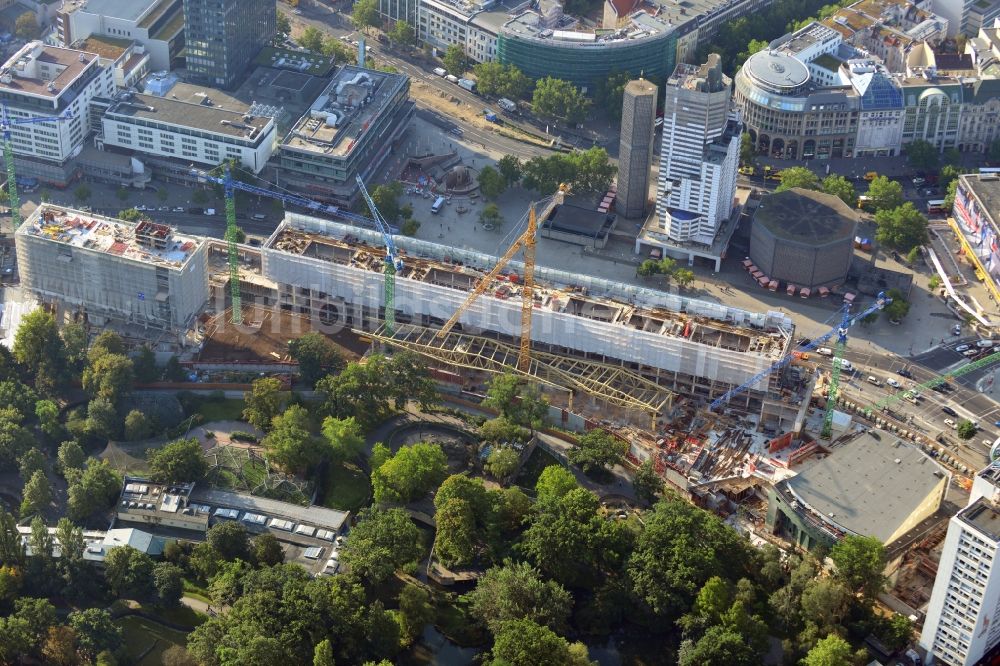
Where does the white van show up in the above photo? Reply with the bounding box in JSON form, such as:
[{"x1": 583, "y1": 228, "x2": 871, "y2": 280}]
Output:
[
  {"x1": 431, "y1": 196, "x2": 445, "y2": 214},
  {"x1": 817, "y1": 347, "x2": 833, "y2": 356},
  {"x1": 433, "y1": 67, "x2": 447, "y2": 77},
  {"x1": 833, "y1": 358, "x2": 853, "y2": 371},
  {"x1": 866, "y1": 375, "x2": 881, "y2": 386},
  {"x1": 977, "y1": 339, "x2": 995, "y2": 348}
]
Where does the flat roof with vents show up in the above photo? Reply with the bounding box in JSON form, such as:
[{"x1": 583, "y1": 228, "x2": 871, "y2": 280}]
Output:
[
  {"x1": 960, "y1": 498, "x2": 1000, "y2": 542},
  {"x1": 104, "y1": 92, "x2": 272, "y2": 140},
  {"x1": 782, "y1": 432, "x2": 948, "y2": 543}
]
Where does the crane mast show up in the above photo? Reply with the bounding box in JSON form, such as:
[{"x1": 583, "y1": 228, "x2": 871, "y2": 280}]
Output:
[
  {"x1": 1, "y1": 104, "x2": 72, "y2": 233},
  {"x1": 191, "y1": 167, "x2": 397, "y2": 329}
]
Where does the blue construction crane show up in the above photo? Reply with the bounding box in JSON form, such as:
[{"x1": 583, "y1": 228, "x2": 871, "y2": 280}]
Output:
[
  {"x1": 190, "y1": 167, "x2": 401, "y2": 326},
  {"x1": 709, "y1": 291, "x2": 891, "y2": 420},
  {"x1": 354, "y1": 174, "x2": 403, "y2": 336},
  {"x1": 191, "y1": 167, "x2": 393, "y2": 324},
  {"x1": 2, "y1": 103, "x2": 73, "y2": 232}
]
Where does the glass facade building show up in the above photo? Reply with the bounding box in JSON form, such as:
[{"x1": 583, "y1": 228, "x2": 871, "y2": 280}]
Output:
[
  {"x1": 496, "y1": 26, "x2": 677, "y2": 94},
  {"x1": 183, "y1": 0, "x2": 275, "y2": 89}
]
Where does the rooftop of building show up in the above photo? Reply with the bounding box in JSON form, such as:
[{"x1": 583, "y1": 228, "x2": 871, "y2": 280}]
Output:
[
  {"x1": 104, "y1": 91, "x2": 271, "y2": 140},
  {"x1": 754, "y1": 188, "x2": 858, "y2": 245},
  {"x1": 61, "y1": 0, "x2": 161, "y2": 22},
  {"x1": 668, "y1": 54, "x2": 730, "y2": 92},
  {"x1": 0, "y1": 42, "x2": 98, "y2": 98},
  {"x1": 625, "y1": 77, "x2": 657, "y2": 96},
  {"x1": 18, "y1": 525, "x2": 164, "y2": 561},
  {"x1": 264, "y1": 211, "x2": 791, "y2": 358},
  {"x1": 282, "y1": 65, "x2": 407, "y2": 158},
  {"x1": 959, "y1": 497, "x2": 1000, "y2": 542},
  {"x1": 742, "y1": 49, "x2": 811, "y2": 92},
  {"x1": 255, "y1": 46, "x2": 336, "y2": 78},
  {"x1": 777, "y1": 21, "x2": 841, "y2": 56},
  {"x1": 19, "y1": 205, "x2": 203, "y2": 271},
  {"x1": 542, "y1": 201, "x2": 616, "y2": 238},
  {"x1": 75, "y1": 35, "x2": 131, "y2": 61},
  {"x1": 501, "y1": 7, "x2": 674, "y2": 43},
  {"x1": 821, "y1": 0, "x2": 942, "y2": 42},
  {"x1": 783, "y1": 432, "x2": 947, "y2": 543},
  {"x1": 117, "y1": 477, "x2": 351, "y2": 535},
  {"x1": 960, "y1": 173, "x2": 1000, "y2": 223}
]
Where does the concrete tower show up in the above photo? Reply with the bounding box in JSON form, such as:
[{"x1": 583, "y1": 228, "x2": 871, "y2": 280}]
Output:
[{"x1": 618, "y1": 78, "x2": 658, "y2": 219}]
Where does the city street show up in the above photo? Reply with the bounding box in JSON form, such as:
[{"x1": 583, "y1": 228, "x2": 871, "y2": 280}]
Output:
[{"x1": 284, "y1": 2, "x2": 559, "y2": 162}]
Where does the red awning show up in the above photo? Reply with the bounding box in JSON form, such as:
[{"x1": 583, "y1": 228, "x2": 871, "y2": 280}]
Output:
[
  {"x1": 757, "y1": 276, "x2": 770, "y2": 286},
  {"x1": 742, "y1": 259, "x2": 753, "y2": 269},
  {"x1": 800, "y1": 287, "x2": 811, "y2": 298}
]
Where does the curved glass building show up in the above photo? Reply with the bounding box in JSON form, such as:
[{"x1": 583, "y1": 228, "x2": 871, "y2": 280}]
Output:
[{"x1": 496, "y1": 11, "x2": 678, "y2": 93}]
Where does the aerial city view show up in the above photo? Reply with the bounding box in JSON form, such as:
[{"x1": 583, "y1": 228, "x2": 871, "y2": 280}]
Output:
[{"x1": 3, "y1": 0, "x2": 1000, "y2": 664}]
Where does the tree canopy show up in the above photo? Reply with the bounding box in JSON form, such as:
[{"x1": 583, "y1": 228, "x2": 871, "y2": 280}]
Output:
[
  {"x1": 372, "y1": 442, "x2": 447, "y2": 505},
  {"x1": 874, "y1": 202, "x2": 928, "y2": 251},
  {"x1": 339, "y1": 507, "x2": 422, "y2": 583},
  {"x1": 472, "y1": 62, "x2": 531, "y2": 100},
  {"x1": 865, "y1": 175, "x2": 904, "y2": 212},
  {"x1": 532, "y1": 77, "x2": 590, "y2": 124},
  {"x1": 148, "y1": 438, "x2": 208, "y2": 483}
]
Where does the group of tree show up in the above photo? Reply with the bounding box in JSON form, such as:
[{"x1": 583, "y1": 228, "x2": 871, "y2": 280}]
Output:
[
  {"x1": 512, "y1": 147, "x2": 616, "y2": 195},
  {"x1": 776, "y1": 167, "x2": 858, "y2": 207},
  {"x1": 298, "y1": 25, "x2": 357, "y2": 63},
  {"x1": 636, "y1": 256, "x2": 696, "y2": 289},
  {"x1": 472, "y1": 62, "x2": 532, "y2": 100},
  {"x1": 532, "y1": 77, "x2": 590, "y2": 125}
]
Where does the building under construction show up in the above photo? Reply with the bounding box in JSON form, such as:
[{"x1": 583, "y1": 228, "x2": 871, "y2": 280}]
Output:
[
  {"x1": 15, "y1": 205, "x2": 800, "y2": 428},
  {"x1": 16, "y1": 206, "x2": 208, "y2": 331}
]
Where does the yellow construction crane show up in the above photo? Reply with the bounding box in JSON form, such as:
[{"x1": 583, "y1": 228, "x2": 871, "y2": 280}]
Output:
[{"x1": 437, "y1": 201, "x2": 543, "y2": 371}]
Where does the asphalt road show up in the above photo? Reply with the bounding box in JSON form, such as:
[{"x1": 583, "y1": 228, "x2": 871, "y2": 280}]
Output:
[{"x1": 806, "y1": 341, "x2": 1000, "y2": 471}]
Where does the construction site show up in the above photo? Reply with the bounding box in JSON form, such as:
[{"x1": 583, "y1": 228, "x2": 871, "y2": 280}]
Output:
[{"x1": 13, "y1": 203, "x2": 925, "y2": 467}]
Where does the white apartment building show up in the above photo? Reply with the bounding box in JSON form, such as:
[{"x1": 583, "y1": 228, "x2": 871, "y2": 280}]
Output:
[
  {"x1": 646, "y1": 54, "x2": 740, "y2": 267},
  {"x1": 921, "y1": 465, "x2": 1000, "y2": 666},
  {"x1": 55, "y1": 0, "x2": 185, "y2": 72},
  {"x1": 0, "y1": 41, "x2": 113, "y2": 165},
  {"x1": 100, "y1": 92, "x2": 276, "y2": 174},
  {"x1": 417, "y1": 0, "x2": 509, "y2": 63}
]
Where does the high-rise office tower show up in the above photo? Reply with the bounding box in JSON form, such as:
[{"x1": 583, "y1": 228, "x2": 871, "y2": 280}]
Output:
[
  {"x1": 921, "y1": 464, "x2": 1000, "y2": 665},
  {"x1": 618, "y1": 78, "x2": 657, "y2": 219},
  {"x1": 655, "y1": 53, "x2": 740, "y2": 245},
  {"x1": 183, "y1": 0, "x2": 275, "y2": 90}
]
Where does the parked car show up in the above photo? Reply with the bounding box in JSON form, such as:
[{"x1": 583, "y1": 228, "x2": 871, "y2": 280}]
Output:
[
  {"x1": 171, "y1": 206, "x2": 185, "y2": 213},
  {"x1": 942, "y1": 406, "x2": 958, "y2": 417},
  {"x1": 964, "y1": 349, "x2": 979, "y2": 357},
  {"x1": 897, "y1": 368, "x2": 913, "y2": 378},
  {"x1": 956, "y1": 344, "x2": 971, "y2": 352},
  {"x1": 978, "y1": 339, "x2": 995, "y2": 348},
  {"x1": 833, "y1": 358, "x2": 853, "y2": 371},
  {"x1": 817, "y1": 347, "x2": 833, "y2": 356},
  {"x1": 944, "y1": 418, "x2": 957, "y2": 428},
  {"x1": 952, "y1": 324, "x2": 962, "y2": 335},
  {"x1": 886, "y1": 378, "x2": 901, "y2": 388},
  {"x1": 796, "y1": 337, "x2": 811, "y2": 347}
]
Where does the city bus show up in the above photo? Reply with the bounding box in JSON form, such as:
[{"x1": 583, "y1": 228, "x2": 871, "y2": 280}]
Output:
[{"x1": 927, "y1": 199, "x2": 947, "y2": 216}]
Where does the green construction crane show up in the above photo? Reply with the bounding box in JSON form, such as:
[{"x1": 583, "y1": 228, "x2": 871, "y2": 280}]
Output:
[
  {"x1": 821, "y1": 292, "x2": 890, "y2": 439},
  {"x1": 863, "y1": 350, "x2": 1000, "y2": 418}
]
